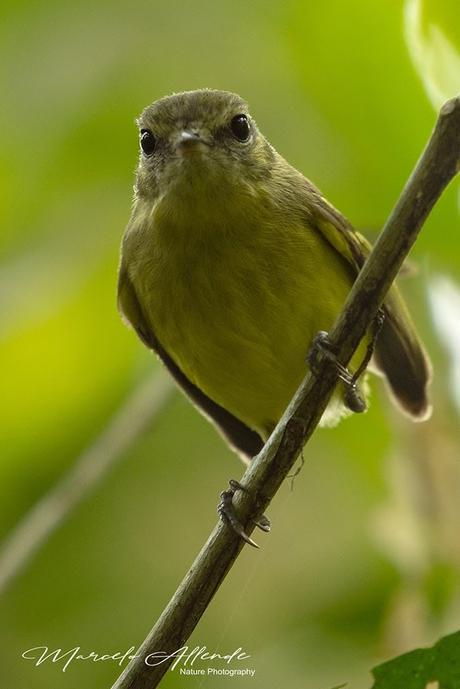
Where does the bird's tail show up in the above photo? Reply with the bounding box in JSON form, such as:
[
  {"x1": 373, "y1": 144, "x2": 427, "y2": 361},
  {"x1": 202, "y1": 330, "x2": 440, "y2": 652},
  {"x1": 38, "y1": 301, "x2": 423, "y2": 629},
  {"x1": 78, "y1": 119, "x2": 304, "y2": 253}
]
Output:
[{"x1": 373, "y1": 284, "x2": 432, "y2": 420}]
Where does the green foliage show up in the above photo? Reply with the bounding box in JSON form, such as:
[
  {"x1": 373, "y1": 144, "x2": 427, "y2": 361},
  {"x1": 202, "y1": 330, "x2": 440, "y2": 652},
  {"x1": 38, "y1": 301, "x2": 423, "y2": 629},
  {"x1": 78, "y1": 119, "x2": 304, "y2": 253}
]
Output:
[{"x1": 372, "y1": 630, "x2": 460, "y2": 688}]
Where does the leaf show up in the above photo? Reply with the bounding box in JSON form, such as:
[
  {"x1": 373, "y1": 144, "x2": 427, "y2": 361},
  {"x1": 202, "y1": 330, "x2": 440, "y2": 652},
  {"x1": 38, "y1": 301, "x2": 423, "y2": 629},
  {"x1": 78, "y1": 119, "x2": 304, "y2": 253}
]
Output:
[
  {"x1": 404, "y1": 0, "x2": 460, "y2": 109},
  {"x1": 371, "y1": 630, "x2": 460, "y2": 688}
]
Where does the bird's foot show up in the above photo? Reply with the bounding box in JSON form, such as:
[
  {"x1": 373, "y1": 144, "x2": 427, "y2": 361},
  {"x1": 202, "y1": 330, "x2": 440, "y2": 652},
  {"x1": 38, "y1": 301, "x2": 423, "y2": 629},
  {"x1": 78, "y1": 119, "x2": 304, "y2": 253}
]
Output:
[
  {"x1": 217, "y1": 479, "x2": 270, "y2": 549},
  {"x1": 352, "y1": 308, "x2": 386, "y2": 382},
  {"x1": 307, "y1": 330, "x2": 367, "y2": 413},
  {"x1": 343, "y1": 309, "x2": 385, "y2": 410}
]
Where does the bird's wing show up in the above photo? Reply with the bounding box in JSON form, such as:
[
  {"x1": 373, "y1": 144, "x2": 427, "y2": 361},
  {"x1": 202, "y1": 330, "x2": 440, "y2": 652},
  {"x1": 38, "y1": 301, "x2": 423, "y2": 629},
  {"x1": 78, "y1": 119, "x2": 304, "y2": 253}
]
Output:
[
  {"x1": 117, "y1": 264, "x2": 264, "y2": 460},
  {"x1": 307, "y1": 187, "x2": 431, "y2": 419}
]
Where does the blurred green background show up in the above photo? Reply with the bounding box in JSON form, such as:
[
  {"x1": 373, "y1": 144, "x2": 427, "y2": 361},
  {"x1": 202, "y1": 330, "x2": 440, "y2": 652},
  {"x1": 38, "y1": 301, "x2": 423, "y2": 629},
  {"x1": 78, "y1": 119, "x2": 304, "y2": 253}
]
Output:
[{"x1": 1, "y1": 0, "x2": 459, "y2": 687}]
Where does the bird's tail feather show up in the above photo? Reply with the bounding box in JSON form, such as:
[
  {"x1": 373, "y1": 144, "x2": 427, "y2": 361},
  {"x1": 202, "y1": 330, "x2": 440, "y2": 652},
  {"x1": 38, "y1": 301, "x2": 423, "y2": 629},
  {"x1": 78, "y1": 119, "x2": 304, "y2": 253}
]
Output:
[{"x1": 373, "y1": 284, "x2": 432, "y2": 420}]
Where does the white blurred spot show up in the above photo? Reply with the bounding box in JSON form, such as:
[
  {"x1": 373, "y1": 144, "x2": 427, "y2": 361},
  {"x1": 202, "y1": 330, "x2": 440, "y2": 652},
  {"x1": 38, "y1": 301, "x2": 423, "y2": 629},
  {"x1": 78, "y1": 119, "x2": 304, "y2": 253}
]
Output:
[
  {"x1": 428, "y1": 276, "x2": 460, "y2": 413},
  {"x1": 404, "y1": 0, "x2": 460, "y2": 110}
]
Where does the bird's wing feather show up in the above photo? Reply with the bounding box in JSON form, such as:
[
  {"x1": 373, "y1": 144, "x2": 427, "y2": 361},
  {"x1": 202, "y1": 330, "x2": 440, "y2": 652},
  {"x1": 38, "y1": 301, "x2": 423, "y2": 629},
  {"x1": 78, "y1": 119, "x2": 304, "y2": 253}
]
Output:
[
  {"x1": 117, "y1": 264, "x2": 264, "y2": 460},
  {"x1": 306, "y1": 188, "x2": 431, "y2": 419}
]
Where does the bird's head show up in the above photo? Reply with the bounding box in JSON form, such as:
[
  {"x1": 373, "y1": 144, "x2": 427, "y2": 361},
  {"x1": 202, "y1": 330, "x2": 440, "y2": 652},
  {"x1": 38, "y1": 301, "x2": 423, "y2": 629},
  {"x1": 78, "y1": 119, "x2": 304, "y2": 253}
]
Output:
[{"x1": 135, "y1": 89, "x2": 275, "y2": 203}]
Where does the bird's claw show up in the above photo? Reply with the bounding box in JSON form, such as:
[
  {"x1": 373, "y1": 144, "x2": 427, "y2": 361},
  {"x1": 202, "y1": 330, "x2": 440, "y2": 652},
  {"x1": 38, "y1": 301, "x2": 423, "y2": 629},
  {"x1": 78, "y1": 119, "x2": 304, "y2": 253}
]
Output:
[
  {"x1": 217, "y1": 480, "x2": 270, "y2": 548},
  {"x1": 307, "y1": 330, "x2": 367, "y2": 414},
  {"x1": 255, "y1": 514, "x2": 271, "y2": 533}
]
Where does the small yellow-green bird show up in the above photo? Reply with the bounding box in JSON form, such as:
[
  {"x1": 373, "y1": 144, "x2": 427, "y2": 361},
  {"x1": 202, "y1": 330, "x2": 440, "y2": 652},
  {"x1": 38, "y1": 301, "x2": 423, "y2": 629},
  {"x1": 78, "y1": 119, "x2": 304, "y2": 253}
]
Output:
[{"x1": 118, "y1": 89, "x2": 431, "y2": 462}]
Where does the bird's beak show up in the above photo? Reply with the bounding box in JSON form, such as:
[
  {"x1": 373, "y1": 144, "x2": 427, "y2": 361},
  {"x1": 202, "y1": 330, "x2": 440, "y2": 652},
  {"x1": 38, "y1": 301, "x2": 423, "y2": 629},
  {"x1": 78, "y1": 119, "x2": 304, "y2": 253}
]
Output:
[
  {"x1": 175, "y1": 130, "x2": 209, "y2": 156},
  {"x1": 179, "y1": 131, "x2": 201, "y2": 144}
]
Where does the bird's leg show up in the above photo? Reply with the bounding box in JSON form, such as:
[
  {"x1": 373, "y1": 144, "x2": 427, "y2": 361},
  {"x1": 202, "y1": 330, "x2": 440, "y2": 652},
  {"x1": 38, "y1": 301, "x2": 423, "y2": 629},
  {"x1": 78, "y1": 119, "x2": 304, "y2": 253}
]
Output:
[
  {"x1": 343, "y1": 310, "x2": 385, "y2": 411},
  {"x1": 307, "y1": 331, "x2": 366, "y2": 413},
  {"x1": 218, "y1": 479, "x2": 270, "y2": 549},
  {"x1": 307, "y1": 309, "x2": 385, "y2": 414},
  {"x1": 308, "y1": 330, "x2": 353, "y2": 383},
  {"x1": 346, "y1": 308, "x2": 385, "y2": 400}
]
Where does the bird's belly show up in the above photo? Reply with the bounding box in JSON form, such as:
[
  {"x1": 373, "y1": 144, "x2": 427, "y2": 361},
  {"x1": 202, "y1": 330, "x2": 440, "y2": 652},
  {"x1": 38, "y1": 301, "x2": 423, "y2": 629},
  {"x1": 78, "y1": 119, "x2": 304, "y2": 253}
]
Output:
[{"x1": 139, "y1": 227, "x2": 357, "y2": 437}]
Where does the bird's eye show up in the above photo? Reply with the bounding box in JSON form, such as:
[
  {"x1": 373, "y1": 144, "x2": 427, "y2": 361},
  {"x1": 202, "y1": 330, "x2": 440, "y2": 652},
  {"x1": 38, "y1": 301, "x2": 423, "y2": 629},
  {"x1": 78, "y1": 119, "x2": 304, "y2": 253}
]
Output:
[
  {"x1": 230, "y1": 114, "x2": 250, "y2": 142},
  {"x1": 140, "y1": 129, "x2": 156, "y2": 155}
]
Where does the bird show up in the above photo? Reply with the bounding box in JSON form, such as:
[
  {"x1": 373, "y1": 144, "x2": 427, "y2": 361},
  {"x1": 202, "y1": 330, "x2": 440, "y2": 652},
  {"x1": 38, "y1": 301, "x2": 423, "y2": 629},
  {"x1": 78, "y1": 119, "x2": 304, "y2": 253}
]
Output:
[{"x1": 118, "y1": 88, "x2": 432, "y2": 467}]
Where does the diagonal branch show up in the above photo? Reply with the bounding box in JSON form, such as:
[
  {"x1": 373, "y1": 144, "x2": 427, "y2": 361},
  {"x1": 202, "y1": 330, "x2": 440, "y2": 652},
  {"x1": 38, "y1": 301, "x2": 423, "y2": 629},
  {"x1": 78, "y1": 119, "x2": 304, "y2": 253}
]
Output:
[{"x1": 111, "y1": 96, "x2": 460, "y2": 689}]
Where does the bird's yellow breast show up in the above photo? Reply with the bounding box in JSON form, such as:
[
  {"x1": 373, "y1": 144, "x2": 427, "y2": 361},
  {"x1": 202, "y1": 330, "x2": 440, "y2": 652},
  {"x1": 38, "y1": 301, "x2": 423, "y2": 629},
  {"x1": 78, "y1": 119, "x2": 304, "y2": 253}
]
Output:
[{"x1": 129, "y1": 192, "x2": 360, "y2": 438}]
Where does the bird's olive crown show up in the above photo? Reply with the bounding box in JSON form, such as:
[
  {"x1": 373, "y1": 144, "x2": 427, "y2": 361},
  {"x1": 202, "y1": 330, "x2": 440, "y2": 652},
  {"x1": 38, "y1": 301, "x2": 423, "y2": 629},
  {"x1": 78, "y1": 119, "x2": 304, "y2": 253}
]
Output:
[{"x1": 138, "y1": 89, "x2": 253, "y2": 153}]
